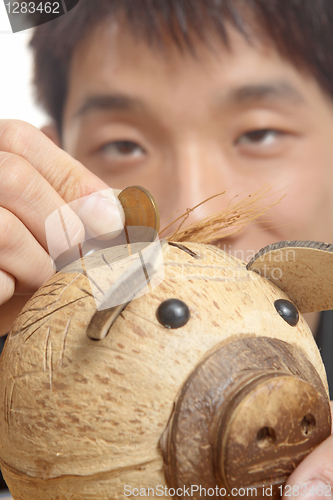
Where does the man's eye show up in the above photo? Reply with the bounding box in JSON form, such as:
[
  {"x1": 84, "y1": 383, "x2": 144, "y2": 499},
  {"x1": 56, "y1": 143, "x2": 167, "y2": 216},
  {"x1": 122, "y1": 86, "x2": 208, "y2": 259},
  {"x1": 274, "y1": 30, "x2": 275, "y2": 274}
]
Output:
[
  {"x1": 237, "y1": 129, "x2": 282, "y2": 146},
  {"x1": 100, "y1": 140, "x2": 145, "y2": 157}
]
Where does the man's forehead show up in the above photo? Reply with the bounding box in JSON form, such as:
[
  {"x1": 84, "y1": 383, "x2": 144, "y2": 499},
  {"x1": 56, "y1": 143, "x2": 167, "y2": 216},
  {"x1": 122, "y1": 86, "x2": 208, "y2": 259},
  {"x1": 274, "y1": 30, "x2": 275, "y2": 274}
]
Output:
[
  {"x1": 64, "y1": 20, "x2": 311, "y2": 127},
  {"x1": 71, "y1": 18, "x2": 254, "y2": 73}
]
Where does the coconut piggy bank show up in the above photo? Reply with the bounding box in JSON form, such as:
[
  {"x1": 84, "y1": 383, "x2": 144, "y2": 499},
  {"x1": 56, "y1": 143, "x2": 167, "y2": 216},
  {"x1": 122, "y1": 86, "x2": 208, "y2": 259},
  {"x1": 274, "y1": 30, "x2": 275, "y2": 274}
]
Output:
[{"x1": 0, "y1": 238, "x2": 332, "y2": 500}]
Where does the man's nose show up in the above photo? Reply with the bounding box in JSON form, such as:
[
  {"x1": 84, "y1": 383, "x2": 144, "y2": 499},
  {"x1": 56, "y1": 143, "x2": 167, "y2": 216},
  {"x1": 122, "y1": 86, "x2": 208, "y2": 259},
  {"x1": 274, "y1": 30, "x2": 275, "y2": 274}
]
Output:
[{"x1": 174, "y1": 141, "x2": 228, "y2": 224}]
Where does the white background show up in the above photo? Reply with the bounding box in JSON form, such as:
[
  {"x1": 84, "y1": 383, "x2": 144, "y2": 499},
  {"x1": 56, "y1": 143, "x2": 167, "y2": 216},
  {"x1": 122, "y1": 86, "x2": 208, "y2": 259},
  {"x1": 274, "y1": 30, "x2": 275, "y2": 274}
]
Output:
[{"x1": 0, "y1": 1, "x2": 47, "y2": 128}]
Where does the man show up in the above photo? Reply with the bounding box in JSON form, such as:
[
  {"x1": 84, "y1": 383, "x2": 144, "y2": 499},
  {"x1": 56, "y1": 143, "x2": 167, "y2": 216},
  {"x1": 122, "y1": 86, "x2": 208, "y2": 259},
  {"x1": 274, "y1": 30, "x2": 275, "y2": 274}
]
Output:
[{"x1": 0, "y1": 0, "x2": 333, "y2": 496}]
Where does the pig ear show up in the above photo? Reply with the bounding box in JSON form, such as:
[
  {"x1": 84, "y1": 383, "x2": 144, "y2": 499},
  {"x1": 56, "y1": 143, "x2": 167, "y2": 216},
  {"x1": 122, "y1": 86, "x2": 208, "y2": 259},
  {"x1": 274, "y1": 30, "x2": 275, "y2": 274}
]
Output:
[{"x1": 246, "y1": 241, "x2": 333, "y2": 313}]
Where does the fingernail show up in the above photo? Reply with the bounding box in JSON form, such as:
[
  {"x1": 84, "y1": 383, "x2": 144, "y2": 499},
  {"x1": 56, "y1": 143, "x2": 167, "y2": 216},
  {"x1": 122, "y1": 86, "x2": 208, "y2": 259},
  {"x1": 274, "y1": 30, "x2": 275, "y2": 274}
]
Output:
[
  {"x1": 45, "y1": 206, "x2": 85, "y2": 261},
  {"x1": 297, "y1": 480, "x2": 332, "y2": 500},
  {"x1": 78, "y1": 189, "x2": 125, "y2": 239}
]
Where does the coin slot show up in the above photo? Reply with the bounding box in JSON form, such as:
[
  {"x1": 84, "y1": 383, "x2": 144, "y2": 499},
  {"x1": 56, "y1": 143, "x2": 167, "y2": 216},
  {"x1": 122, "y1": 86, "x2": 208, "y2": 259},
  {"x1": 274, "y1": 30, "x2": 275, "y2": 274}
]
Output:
[
  {"x1": 300, "y1": 414, "x2": 316, "y2": 436},
  {"x1": 256, "y1": 427, "x2": 276, "y2": 448},
  {"x1": 167, "y1": 241, "x2": 199, "y2": 258}
]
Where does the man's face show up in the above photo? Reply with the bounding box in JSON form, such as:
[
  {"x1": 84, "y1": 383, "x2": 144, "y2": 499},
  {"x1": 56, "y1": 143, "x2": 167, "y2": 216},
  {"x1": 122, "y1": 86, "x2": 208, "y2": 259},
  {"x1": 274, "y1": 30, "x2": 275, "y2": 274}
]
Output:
[{"x1": 61, "y1": 21, "x2": 333, "y2": 261}]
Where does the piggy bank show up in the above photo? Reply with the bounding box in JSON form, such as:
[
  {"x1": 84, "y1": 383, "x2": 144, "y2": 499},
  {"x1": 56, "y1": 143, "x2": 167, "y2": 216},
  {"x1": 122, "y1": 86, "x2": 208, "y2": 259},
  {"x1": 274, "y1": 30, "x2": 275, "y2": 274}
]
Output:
[{"x1": 0, "y1": 238, "x2": 332, "y2": 500}]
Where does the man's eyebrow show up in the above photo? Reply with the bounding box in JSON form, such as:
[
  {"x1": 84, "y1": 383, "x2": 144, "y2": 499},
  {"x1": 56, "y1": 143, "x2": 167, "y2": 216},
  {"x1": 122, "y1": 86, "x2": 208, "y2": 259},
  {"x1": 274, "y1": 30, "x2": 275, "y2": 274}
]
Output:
[
  {"x1": 74, "y1": 94, "x2": 146, "y2": 118},
  {"x1": 224, "y1": 81, "x2": 306, "y2": 106}
]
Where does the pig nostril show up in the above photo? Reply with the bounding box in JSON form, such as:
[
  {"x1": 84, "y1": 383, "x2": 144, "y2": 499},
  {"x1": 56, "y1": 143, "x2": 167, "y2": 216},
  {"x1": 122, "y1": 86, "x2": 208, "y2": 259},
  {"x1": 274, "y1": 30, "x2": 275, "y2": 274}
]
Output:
[
  {"x1": 301, "y1": 414, "x2": 316, "y2": 436},
  {"x1": 256, "y1": 427, "x2": 276, "y2": 449}
]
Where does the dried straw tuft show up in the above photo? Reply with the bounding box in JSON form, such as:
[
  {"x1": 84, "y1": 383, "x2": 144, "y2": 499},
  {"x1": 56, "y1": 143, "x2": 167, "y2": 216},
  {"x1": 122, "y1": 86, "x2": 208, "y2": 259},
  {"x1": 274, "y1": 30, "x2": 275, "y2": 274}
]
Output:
[{"x1": 160, "y1": 186, "x2": 283, "y2": 244}]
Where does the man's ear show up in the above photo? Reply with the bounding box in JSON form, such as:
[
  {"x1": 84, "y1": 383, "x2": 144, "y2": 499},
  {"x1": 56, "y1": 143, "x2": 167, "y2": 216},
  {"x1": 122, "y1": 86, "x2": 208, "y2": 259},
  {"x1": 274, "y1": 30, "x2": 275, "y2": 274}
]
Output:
[
  {"x1": 40, "y1": 124, "x2": 61, "y2": 147},
  {"x1": 246, "y1": 241, "x2": 333, "y2": 314}
]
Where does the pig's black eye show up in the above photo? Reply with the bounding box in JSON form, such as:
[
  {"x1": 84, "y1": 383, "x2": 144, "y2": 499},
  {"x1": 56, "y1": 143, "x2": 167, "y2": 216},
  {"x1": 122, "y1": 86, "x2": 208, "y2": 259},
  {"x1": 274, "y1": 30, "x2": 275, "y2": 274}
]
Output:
[
  {"x1": 274, "y1": 299, "x2": 299, "y2": 326},
  {"x1": 156, "y1": 299, "x2": 190, "y2": 329}
]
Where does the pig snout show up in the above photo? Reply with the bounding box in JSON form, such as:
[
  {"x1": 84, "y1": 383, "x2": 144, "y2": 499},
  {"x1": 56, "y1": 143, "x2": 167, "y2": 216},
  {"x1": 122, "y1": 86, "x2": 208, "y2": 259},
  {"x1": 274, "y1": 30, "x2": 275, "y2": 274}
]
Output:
[{"x1": 160, "y1": 337, "x2": 331, "y2": 500}]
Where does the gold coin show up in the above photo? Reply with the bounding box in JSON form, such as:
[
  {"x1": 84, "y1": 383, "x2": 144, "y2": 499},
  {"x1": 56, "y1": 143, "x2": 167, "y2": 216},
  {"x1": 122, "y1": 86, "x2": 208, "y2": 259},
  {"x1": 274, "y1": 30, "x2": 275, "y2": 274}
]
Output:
[{"x1": 118, "y1": 186, "x2": 160, "y2": 233}]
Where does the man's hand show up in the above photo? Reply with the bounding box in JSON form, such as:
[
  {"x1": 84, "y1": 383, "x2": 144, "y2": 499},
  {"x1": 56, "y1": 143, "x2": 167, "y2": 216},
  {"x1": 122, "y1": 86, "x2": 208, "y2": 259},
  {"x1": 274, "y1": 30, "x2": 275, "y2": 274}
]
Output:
[
  {"x1": 0, "y1": 119, "x2": 125, "y2": 335},
  {"x1": 283, "y1": 401, "x2": 333, "y2": 500}
]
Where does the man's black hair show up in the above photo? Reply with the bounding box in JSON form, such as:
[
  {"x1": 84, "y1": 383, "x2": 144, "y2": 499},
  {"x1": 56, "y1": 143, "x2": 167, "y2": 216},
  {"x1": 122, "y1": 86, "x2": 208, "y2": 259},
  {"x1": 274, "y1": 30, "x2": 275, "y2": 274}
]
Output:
[{"x1": 29, "y1": 0, "x2": 333, "y2": 133}]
